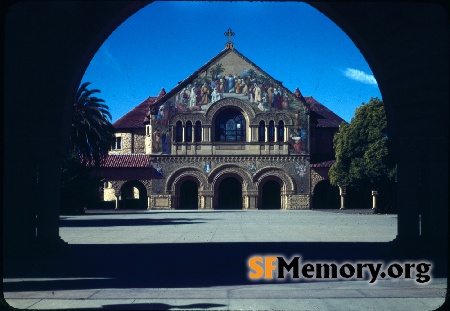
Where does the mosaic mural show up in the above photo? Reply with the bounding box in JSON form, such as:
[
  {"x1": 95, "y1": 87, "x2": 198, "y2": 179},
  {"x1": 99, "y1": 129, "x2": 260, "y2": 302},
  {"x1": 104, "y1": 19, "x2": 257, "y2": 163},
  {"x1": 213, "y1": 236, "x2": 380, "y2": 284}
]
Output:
[{"x1": 150, "y1": 59, "x2": 310, "y2": 155}]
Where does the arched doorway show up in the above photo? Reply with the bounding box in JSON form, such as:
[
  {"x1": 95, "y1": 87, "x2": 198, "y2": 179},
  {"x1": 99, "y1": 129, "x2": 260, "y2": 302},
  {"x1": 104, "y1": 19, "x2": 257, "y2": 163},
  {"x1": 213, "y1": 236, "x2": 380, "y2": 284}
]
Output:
[
  {"x1": 120, "y1": 180, "x2": 147, "y2": 209},
  {"x1": 312, "y1": 180, "x2": 340, "y2": 209},
  {"x1": 178, "y1": 180, "x2": 198, "y2": 210},
  {"x1": 261, "y1": 180, "x2": 281, "y2": 209},
  {"x1": 217, "y1": 177, "x2": 242, "y2": 209}
]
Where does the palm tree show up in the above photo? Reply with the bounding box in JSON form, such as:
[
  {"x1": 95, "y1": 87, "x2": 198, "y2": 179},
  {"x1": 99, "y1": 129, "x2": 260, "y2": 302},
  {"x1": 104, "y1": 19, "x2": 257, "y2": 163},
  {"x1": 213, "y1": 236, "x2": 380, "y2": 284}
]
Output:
[
  {"x1": 211, "y1": 63, "x2": 225, "y2": 80},
  {"x1": 71, "y1": 82, "x2": 115, "y2": 166}
]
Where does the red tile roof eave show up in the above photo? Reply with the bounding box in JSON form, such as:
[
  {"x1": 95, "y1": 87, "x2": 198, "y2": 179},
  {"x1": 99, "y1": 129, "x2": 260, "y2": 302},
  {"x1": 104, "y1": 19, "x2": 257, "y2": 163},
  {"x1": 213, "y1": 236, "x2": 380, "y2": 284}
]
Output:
[
  {"x1": 94, "y1": 154, "x2": 152, "y2": 168},
  {"x1": 305, "y1": 97, "x2": 345, "y2": 128},
  {"x1": 310, "y1": 160, "x2": 336, "y2": 168},
  {"x1": 113, "y1": 97, "x2": 157, "y2": 129}
]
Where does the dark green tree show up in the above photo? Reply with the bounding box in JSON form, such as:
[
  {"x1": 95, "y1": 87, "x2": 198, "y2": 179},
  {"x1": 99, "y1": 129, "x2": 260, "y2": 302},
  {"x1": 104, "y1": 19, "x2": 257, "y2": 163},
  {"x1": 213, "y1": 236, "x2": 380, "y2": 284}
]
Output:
[{"x1": 329, "y1": 98, "x2": 397, "y2": 210}]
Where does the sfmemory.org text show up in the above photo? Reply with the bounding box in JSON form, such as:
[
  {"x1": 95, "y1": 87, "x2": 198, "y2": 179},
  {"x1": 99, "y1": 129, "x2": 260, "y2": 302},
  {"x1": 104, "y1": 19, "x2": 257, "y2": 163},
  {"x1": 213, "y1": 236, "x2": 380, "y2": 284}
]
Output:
[{"x1": 248, "y1": 256, "x2": 432, "y2": 284}]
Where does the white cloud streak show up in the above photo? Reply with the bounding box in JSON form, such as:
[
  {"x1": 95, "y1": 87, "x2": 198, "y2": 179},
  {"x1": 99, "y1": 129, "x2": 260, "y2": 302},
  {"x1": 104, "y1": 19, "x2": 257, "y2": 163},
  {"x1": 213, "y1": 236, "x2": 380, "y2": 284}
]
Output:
[{"x1": 343, "y1": 68, "x2": 377, "y2": 85}]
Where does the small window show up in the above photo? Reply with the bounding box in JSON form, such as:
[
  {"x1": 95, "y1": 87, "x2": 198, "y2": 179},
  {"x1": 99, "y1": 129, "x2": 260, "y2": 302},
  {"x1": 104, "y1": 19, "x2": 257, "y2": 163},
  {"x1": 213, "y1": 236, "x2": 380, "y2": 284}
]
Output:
[
  {"x1": 258, "y1": 121, "x2": 265, "y2": 142},
  {"x1": 195, "y1": 121, "x2": 202, "y2": 142},
  {"x1": 186, "y1": 121, "x2": 192, "y2": 142},
  {"x1": 278, "y1": 120, "x2": 285, "y2": 142},
  {"x1": 175, "y1": 121, "x2": 182, "y2": 142},
  {"x1": 112, "y1": 137, "x2": 122, "y2": 150},
  {"x1": 268, "y1": 121, "x2": 275, "y2": 142}
]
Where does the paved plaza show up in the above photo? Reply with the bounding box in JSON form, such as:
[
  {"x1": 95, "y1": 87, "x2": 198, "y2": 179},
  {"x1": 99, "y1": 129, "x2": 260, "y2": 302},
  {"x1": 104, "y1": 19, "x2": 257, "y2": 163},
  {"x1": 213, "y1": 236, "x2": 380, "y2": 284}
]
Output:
[{"x1": 3, "y1": 210, "x2": 447, "y2": 310}]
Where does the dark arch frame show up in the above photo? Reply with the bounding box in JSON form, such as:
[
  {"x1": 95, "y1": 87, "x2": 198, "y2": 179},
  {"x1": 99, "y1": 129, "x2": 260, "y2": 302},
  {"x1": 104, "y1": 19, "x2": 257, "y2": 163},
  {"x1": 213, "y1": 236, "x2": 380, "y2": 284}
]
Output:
[{"x1": 4, "y1": 3, "x2": 448, "y2": 282}]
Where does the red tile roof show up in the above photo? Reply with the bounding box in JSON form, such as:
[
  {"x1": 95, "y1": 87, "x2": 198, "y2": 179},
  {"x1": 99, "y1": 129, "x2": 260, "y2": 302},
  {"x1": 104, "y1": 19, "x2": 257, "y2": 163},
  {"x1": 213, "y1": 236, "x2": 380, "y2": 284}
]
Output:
[
  {"x1": 98, "y1": 154, "x2": 151, "y2": 168},
  {"x1": 113, "y1": 97, "x2": 156, "y2": 129},
  {"x1": 305, "y1": 96, "x2": 345, "y2": 128},
  {"x1": 310, "y1": 160, "x2": 336, "y2": 168}
]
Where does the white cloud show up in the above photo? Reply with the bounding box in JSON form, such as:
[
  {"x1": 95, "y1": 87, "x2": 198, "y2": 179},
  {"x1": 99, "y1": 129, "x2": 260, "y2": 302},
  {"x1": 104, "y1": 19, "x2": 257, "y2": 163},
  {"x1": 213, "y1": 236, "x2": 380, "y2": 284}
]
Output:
[
  {"x1": 343, "y1": 68, "x2": 377, "y2": 85},
  {"x1": 98, "y1": 44, "x2": 122, "y2": 71}
]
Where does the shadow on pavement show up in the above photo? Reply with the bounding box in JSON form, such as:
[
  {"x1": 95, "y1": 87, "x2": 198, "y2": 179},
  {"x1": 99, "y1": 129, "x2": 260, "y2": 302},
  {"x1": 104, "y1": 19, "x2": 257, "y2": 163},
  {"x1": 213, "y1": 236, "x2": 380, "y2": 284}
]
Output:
[
  {"x1": 59, "y1": 217, "x2": 211, "y2": 227},
  {"x1": 101, "y1": 303, "x2": 227, "y2": 310},
  {"x1": 3, "y1": 241, "x2": 447, "y2": 291}
]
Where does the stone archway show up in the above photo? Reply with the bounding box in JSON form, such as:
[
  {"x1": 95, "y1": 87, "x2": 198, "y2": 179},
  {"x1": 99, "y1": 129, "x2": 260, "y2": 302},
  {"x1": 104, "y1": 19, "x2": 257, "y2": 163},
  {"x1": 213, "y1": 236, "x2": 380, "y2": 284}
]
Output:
[
  {"x1": 120, "y1": 180, "x2": 148, "y2": 209},
  {"x1": 217, "y1": 177, "x2": 242, "y2": 210},
  {"x1": 260, "y1": 180, "x2": 282, "y2": 210},
  {"x1": 208, "y1": 164, "x2": 253, "y2": 210},
  {"x1": 178, "y1": 180, "x2": 199, "y2": 210},
  {"x1": 311, "y1": 180, "x2": 340, "y2": 209},
  {"x1": 166, "y1": 167, "x2": 206, "y2": 210}
]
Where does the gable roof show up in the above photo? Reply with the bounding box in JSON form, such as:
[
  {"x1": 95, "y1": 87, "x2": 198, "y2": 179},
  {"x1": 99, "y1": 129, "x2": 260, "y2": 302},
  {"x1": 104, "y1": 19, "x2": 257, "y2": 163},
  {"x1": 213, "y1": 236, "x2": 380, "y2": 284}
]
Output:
[
  {"x1": 113, "y1": 97, "x2": 156, "y2": 129},
  {"x1": 305, "y1": 96, "x2": 345, "y2": 128}
]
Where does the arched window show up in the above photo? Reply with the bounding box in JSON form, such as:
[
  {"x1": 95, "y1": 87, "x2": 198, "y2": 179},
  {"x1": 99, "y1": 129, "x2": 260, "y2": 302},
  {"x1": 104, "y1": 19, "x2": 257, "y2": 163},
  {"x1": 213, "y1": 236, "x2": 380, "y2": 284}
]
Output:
[
  {"x1": 258, "y1": 120, "x2": 265, "y2": 142},
  {"x1": 268, "y1": 120, "x2": 275, "y2": 142},
  {"x1": 195, "y1": 121, "x2": 202, "y2": 142},
  {"x1": 185, "y1": 121, "x2": 192, "y2": 142},
  {"x1": 214, "y1": 108, "x2": 246, "y2": 142},
  {"x1": 175, "y1": 121, "x2": 182, "y2": 142},
  {"x1": 278, "y1": 120, "x2": 285, "y2": 142}
]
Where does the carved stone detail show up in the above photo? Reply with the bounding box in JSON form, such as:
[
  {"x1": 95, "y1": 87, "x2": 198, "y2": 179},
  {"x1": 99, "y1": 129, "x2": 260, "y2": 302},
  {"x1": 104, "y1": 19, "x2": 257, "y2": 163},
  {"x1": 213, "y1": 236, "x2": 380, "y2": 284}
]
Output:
[
  {"x1": 310, "y1": 170, "x2": 326, "y2": 195},
  {"x1": 169, "y1": 113, "x2": 207, "y2": 126},
  {"x1": 288, "y1": 194, "x2": 310, "y2": 209},
  {"x1": 253, "y1": 167, "x2": 296, "y2": 193},
  {"x1": 252, "y1": 112, "x2": 294, "y2": 126},
  {"x1": 205, "y1": 98, "x2": 256, "y2": 123}
]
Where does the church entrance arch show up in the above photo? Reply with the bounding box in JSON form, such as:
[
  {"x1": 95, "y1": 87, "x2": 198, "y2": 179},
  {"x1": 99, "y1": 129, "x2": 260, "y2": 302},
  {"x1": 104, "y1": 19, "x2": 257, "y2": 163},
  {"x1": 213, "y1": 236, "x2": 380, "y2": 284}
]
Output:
[
  {"x1": 217, "y1": 177, "x2": 242, "y2": 210},
  {"x1": 260, "y1": 180, "x2": 282, "y2": 210},
  {"x1": 312, "y1": 180, "x2": 340, "y2": 209},
  {"x1": 120, "y1": 180, "x2": 147, "y2": 209},
  {"x1": 178, "y1": 180, "x2": 198, "y2": 210}
]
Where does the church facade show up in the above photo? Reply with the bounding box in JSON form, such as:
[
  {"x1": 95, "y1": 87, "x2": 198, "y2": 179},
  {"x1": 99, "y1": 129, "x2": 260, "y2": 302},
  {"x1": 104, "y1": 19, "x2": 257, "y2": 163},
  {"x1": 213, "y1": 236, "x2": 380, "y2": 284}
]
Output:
[{"x1": 93, "y1": 38, "x2": 344, "y2": 210}]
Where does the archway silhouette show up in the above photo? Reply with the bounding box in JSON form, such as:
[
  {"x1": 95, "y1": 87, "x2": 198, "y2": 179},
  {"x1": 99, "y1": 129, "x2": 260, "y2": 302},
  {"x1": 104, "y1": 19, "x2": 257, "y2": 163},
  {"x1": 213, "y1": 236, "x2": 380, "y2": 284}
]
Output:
[
  {"x1": 178, "y1": 180, "x2": 198, "y2": 210},
  {"x1": 217, "y1": 177, "x2": 242, "y2": 210},
  {"x1": 312, "y1": 180, "x2": 340, "y2": 209},
  {"x1": 120, "y1": 180, "x2": 147, "y2": 209},
  {"x1": 260, "y1": 180, "x2": 281, "y2": 210},
  {"x1": 4, "y1": 3, "x2": 448, "y2": 285}
]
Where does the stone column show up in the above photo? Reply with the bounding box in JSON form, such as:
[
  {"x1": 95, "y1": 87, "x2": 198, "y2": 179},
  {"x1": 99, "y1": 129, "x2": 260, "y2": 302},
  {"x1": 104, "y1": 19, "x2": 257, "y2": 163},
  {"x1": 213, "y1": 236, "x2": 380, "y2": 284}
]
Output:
[
  {"x1": 147, "y1": 196, "x2": 151, "y2": 209},
  {"x1": 339, "y1": 186, "x2": 346, "y2": 209},
  {"x1": 372, "y1": 190, "x2": 378, "y2": 209},
  {"x1": 36, "y1": 155, "x2": 65, "y2": 246},
  {"x1": 115, "y1": 195, "x2": 120, "y2": 209},
  {"x1": 274, "y1": 125, "x2": 278, "y2": 142},
  {"x1": 265, "y1": 125, "x2": 269, "y2": 142},
  {"x1": 396, "y1": 157, "x2": 420, "y2": 242},
  {"x1": 244, "y1": 191, "x2": 258, "y2": 209},
  {"x1": 182, "y1": 126, "x2": 186, "y2": 143},
  {"x1": 200, "y1": 191, "x2": 213, "y2": 209}
]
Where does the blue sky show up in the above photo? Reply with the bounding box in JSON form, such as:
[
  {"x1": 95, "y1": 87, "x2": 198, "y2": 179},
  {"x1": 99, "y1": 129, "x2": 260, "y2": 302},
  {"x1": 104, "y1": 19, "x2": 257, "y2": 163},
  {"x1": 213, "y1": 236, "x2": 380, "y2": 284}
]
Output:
[{"x1": 82, "y1": 1, "x2": 382, "y2": 123}]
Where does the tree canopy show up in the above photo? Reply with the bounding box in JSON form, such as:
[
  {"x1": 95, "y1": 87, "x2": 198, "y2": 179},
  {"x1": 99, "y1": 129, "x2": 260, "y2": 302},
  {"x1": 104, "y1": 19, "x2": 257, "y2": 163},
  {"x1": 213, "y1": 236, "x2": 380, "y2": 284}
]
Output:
[{"x1": 329, "y1": 97, "x2": 396, "y2": 190}]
